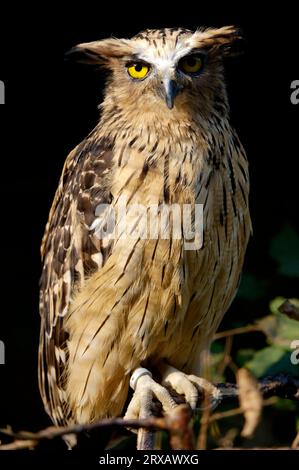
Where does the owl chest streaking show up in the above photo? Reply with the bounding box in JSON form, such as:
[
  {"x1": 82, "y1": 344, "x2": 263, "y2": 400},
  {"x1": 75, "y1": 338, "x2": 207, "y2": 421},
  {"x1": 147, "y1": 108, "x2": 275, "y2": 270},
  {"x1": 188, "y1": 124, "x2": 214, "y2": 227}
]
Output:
[{"x1": 39, "y1": 26, "x2": 251, "y2": 426}]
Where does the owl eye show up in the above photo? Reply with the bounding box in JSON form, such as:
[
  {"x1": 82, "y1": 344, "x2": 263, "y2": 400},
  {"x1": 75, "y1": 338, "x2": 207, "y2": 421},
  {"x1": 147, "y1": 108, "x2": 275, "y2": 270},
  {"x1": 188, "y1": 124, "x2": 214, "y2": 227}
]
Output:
[
  {"x1": 178, "y1": 55, "x2": 204, "y2": 75},
  {"x1": 127, "y1": 62, "x2": 150, "y2": 80}
]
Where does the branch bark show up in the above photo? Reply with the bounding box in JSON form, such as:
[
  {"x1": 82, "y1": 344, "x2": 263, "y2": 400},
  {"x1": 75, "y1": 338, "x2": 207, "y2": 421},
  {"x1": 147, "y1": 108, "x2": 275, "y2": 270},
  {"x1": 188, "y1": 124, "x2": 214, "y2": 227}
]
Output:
[{"x1": 1, "y1": 374, "x2": 298, "y2": 451}]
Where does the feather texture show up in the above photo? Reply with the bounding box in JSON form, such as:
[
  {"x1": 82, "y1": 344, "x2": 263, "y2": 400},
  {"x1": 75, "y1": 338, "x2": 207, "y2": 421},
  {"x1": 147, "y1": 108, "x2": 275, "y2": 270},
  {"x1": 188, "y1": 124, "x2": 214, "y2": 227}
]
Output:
[{"x1": 39, "y1": 26, "x2": 251, "y2": 425}]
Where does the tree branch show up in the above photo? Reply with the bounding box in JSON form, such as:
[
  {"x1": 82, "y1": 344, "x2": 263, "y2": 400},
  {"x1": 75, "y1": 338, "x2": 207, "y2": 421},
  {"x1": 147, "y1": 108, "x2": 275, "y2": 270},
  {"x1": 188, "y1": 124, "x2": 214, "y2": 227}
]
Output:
[
  {"x1": 217, "y1": 373, "x2": 299, "y2": 401},
  {"x1": 0, "y1": 373, "x2": 298, "y2": 451}
]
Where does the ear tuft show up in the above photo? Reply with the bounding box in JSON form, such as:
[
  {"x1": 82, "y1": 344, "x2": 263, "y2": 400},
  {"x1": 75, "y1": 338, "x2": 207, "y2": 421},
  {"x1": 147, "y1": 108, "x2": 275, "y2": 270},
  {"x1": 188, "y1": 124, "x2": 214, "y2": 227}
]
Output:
[
  {"x1": 65, "y1": 38, "x2": 135, "y2": 65},
  {"x1": 216, "y1": 26, "x2": 244, "y2": 57},
  {"x1": 64, "y1": 46, "x2": 103, "y2": 65},
  {"x1": 192, "y1": 26, "x2": 244, "y2": 57}
]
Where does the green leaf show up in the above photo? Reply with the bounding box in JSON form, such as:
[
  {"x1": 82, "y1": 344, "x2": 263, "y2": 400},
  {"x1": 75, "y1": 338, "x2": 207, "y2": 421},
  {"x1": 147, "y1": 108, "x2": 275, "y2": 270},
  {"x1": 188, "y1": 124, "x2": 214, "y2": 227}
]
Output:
[
  {"x1": 269, "y1": 297, "x2": 288, "y2": 315},
  {"x1": 245, "y1": 345, "x2": 299, "y2": 378},
  {"x1": 256, "y1": 297, "x2": 299, "y2": 348},
  {"x1": 269, "y1": 224, "x2": 299, "y2": 278},
  {"x1": 274, "y1": 398, "x2": 298, "y2": 412},
  {"x1": 236, "y1": 348, "x2": 256, "y2": 367},
  {"x1": 270, "y1": 297, "x2": 299, "y2": 315}
]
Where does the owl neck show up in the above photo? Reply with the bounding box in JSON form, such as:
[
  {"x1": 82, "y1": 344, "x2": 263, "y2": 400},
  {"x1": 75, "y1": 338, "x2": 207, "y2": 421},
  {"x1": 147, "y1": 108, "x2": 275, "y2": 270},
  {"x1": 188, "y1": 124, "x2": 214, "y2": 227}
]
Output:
[{"x1": 98, "y1": 97, "x2": 230, "y2": 146}]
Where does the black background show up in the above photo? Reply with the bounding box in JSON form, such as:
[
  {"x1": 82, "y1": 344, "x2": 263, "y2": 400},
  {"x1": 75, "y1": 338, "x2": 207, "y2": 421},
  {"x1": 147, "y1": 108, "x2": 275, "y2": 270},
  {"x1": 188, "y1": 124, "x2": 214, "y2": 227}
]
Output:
[{"x1": 0, "y1": 2, "x2": 298, "y2": 437}]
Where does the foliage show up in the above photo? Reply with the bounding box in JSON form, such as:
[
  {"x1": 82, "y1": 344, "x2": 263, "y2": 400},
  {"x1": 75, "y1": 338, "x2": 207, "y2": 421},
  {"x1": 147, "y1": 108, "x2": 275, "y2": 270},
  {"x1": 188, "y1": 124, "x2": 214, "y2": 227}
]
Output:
[{"x1": 206, "y1": 222, "x2": 299, "y2": 448}]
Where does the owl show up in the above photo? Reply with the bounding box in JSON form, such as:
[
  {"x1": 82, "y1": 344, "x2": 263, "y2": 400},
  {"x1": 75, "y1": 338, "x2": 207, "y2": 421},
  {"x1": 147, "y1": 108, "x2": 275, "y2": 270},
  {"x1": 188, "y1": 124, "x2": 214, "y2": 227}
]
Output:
[{"x1": 39, "y1": 26, "x2": 251, "y2": 427}]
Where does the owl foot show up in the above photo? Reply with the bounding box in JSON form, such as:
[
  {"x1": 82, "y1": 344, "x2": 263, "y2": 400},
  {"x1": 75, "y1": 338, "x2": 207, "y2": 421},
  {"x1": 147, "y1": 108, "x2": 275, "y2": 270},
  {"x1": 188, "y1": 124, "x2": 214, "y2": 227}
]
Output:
[
  {"x1": 160, "y1": 364, "x2": 221, "y2": 410},
  {"x1": 124, "y1": 367, "x2": 177, "y2": 420}
]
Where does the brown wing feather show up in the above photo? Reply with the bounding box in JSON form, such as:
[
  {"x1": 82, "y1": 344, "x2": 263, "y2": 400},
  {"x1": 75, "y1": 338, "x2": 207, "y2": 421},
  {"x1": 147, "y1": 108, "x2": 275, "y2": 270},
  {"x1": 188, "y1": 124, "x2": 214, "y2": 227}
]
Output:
[{"x1": 39, "y1": 131, "x2": 114, "y2": 425}]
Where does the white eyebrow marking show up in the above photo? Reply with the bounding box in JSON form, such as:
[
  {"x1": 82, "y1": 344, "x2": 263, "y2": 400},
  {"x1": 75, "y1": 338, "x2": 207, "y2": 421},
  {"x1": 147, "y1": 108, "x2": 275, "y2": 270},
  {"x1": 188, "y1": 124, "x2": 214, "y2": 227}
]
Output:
[{"x1": 133, "y1": 42, "x2": 193, "y2": 72}]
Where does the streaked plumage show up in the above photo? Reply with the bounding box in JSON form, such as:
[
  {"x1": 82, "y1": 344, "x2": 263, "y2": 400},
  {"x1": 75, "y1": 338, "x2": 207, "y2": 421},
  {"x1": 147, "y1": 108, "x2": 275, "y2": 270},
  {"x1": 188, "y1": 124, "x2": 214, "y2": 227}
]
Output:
[{"x1": 39, "y1": 26, "x2": 251, "y2": 425}]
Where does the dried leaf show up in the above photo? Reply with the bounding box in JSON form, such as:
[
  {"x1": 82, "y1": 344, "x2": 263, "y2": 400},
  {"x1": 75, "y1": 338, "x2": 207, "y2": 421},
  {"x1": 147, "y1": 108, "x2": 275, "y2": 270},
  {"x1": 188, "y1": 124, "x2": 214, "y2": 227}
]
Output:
[
  {"x1": 256, "y1": 298, "x2": 299, "y2": 348},
  {"x1": 237, "y1": 368, "x2": 263, "y2": 438}
]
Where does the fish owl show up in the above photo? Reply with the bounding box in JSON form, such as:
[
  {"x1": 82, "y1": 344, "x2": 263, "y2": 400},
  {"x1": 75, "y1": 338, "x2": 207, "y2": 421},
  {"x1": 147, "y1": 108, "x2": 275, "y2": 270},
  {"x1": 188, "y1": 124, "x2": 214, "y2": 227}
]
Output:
[{"x1": 39, "y1": 26, "x2": 251, "y2": 429}]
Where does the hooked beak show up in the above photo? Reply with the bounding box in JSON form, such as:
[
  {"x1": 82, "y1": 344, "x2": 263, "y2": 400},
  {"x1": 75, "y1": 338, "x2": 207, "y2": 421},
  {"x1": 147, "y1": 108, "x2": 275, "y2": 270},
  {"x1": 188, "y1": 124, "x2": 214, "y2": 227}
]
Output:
[{"x1": 163, "y1": 79, "x2": 179, "y2": 110}]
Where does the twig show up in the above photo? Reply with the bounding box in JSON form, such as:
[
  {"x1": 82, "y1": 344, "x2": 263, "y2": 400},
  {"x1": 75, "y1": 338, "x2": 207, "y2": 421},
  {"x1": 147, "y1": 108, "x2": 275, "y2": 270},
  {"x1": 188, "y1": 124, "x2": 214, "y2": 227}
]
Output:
[
  {"x1": 0, "y1": 406, "x2": 192, "y2": 451},
  {"x1": 216, "y1": 373, "x2": 299, "y2": 401},
  {"x1": 213, "y1": 325, "x2": 260, "y2": 340},
  {"x1": 0, "y1": 416, "x2": 166, "y2": 442},
  {"x1": 197, "y1": 397, "x2": 211, "y2": 449},
  {"x1": 0, "y1": 440, "x2": 37, "y2": 450},
  {"x1": 206, "y1": 397, "x2": 276, "y2": 424},
  {"x1": 1, "y1": 374, "x2": 298, "y2": 451},
  {"x1": 217, "y1": 335, "x2": 233, "y2": 376}
]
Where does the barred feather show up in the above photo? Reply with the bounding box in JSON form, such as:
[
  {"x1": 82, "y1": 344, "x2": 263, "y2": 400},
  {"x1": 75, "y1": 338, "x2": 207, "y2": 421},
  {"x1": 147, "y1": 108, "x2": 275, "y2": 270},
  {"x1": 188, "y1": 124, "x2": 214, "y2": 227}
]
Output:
[{"x1": 39, "y1": 26, "x2": 251, "y2": 425}]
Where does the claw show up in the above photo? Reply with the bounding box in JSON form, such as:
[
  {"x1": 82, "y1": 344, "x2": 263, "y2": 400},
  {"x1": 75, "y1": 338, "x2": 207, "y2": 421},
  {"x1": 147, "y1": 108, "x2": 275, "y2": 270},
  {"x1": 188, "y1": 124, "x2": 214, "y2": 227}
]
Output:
[
  {"x1": 160, "y1": 364, "x2": 221, "y2": 411},
  {"x1": 124, "y1": 369, "x2": 177, "y2": 420}
]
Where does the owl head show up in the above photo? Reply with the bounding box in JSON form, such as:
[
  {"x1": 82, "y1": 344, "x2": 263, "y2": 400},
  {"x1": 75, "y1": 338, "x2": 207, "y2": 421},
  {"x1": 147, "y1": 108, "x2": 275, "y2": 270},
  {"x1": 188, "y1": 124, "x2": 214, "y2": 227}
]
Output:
[{"x1": 68, "y1": 26, "x2": 242, "y2": 115}]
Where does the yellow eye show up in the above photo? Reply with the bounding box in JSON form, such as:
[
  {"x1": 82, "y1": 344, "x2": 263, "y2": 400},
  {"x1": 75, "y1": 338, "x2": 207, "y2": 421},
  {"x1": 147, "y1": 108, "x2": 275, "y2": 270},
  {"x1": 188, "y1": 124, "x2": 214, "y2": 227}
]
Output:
[
  {"x1": 127, "y1": 63, "x2": 149, "y2": 80},
  {"x1": 179, "y1": 56, "x2": 203, "y2": 74}
]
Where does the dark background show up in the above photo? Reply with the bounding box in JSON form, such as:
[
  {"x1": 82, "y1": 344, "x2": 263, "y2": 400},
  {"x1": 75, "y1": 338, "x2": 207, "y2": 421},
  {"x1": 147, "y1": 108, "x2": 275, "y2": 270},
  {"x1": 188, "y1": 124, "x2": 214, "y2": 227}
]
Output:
[{"x1": 0, "y1": 3, "x2": 298, "y2": 435}]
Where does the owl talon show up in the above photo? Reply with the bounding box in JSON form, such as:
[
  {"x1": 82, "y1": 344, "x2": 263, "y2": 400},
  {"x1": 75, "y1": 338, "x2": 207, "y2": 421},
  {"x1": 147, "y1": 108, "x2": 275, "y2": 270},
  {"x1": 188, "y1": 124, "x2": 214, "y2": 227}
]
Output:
[
  {"x1": 124, "y1": 369, "x2": 177, "y2": 420},
  {"x1": 160, "y1": 364, "x2": 221, "y2": 410}
]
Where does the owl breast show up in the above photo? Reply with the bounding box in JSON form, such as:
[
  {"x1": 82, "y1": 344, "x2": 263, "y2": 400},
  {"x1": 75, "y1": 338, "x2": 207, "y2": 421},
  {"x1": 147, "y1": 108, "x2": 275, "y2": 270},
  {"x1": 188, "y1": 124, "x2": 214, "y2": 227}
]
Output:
[
  {"x1": 99, "y1": 126, "x2": 250, "y2": 375},
  {"x1": 64, "y1": 119, "x2": 250, "y2": 422}
]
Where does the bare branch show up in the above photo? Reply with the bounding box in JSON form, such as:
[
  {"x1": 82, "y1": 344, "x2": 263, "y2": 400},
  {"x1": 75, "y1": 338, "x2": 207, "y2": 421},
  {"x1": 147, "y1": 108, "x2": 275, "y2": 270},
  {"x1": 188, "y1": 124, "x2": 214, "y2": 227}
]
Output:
[
  {"x1": 217, "y1": 373, "x2": 299, "y2": 401},
  {"x1": 0, "y1": 440, "x2": 37, "y2": 450},
  {"x1": 207, "y1": 397, "x2": 276, "y2": 423},
  {"x1": 213, "y1": 325, "x2": 260, "y2": 340},
  {"x1": 0, "y1": 416, "x2": 166, "y2": 442},
  {"x1": 1, "y1": 374, "x2": 298, "y2": 451}
]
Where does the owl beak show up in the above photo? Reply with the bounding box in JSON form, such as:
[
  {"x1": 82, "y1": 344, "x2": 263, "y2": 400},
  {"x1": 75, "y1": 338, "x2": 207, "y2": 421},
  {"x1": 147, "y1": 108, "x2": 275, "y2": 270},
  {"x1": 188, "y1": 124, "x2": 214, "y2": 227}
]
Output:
[{"x1": 163, "y1": 79, "x2": 179, "y2": 110}]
